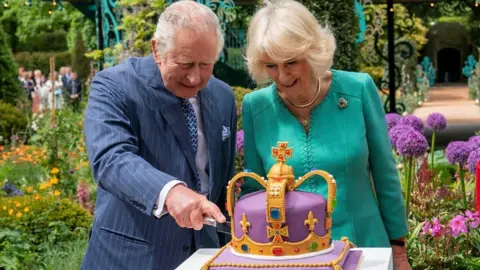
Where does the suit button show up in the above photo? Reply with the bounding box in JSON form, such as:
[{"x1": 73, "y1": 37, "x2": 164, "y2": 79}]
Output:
[{"x1": 182, "y1": 245, "x2": 190, "y2": 252}]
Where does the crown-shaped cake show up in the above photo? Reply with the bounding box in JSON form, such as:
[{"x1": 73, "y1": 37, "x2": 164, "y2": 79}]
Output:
[{"x1": 202, "y1": 142, "x2": 360, "y2": 270}]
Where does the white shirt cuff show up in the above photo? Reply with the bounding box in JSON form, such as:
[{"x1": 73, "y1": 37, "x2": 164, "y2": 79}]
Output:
[{"x1": 153, "y1": 180, "x2": 186, "y2": 218}]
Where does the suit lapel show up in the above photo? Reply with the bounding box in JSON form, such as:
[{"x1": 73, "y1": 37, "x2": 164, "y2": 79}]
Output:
[
  {"x1": 199, "y1": 88, "x2": 222, "y2": 197},
  {"x1": 144, "y1": 55, "x2": 197, "y2": 179}
]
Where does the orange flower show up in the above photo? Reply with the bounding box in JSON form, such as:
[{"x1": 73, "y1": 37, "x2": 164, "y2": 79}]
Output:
[
  {"x1": 49, "y1": 177, "x2": 59, "y2": 185},
  {"x1": 8, "y1": 209, "x2": 13, "y2": 215},
  {"x1": 16, "y1": 212, "x2": 22, "y2": 218},
  {"x1": 26, "y1": 186, "x2": 33, "y2": 193},
  {"x1": 15, "y1": 202, "x2": 21, "y2": 208},
  {"x1": 34, "y1": 194, "x2": 41, "y2": 200},
  {"x1": 51, "y1": 167, "x2": 59, "y2": 174}
]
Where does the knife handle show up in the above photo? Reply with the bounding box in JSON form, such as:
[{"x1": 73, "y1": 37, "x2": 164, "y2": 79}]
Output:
[{"x1": 203, "y1": 216, "x2": 217, "y2": 227}]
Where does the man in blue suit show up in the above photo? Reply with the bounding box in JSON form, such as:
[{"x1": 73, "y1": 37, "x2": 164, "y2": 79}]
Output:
[{"x1": 81, "y1": 1, "x2": 236, "y2": 269}]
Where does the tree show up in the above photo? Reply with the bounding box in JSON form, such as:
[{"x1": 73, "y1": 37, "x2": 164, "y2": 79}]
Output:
[
  {"x1": 0, "y1": 26, "x2": 24, "y2": 105},
  {"x1": 72, "y1": 31, "x2": 90, "y2": 83},
  {"x1": 299, "y1": 0, "x2": 361, "y2": 71}
]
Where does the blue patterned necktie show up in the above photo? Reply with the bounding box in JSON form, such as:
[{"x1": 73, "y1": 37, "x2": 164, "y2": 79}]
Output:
[{"x1": 181, "y1": 98, "x2": 201, "y2": 192}]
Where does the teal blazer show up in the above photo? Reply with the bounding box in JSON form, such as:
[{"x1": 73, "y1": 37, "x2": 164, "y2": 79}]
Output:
[{"x1": 240, "y1": 70, "x2": 408, "y2": 247}]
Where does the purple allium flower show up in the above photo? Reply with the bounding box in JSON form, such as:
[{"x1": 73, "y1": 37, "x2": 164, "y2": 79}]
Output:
[
  {"x1": 426, "y1": 113, "x2": 447, "y2": 131},
  {"x1": 396, "y1": 130, "x2": 428, "y2": 158},
  {"x1": 236, "y1": 130, "x2": 244, "y2": 153},
  {"x1": 388, "y1": 124, "x2": 415, "y2": 150},
  {"x1": 467, "y1": 148, "x2": 480, "y2": 173},
  {"x1": 385, "y1": 113, "x2": 401, "y2": 131},
  {"x1": 465, "y1": 210, "x2": 480, "y2": 229},
  {"x1": 468, "y1": 135, "x2": 480, "y2": 150},
  {"x1": 445, "y1": 141, "x2": 472, "y2": 166},
  {"x1": 449, "y1": 214, "x2": 468, "y2": 238},
  {"x1": 398, "y1": 115, "x2": 424, "y2": 133}
]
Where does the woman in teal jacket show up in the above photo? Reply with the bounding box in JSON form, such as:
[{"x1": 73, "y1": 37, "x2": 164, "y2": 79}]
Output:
[{"x1": 240, "y1": 0, "x2": 411, "y2": 269}]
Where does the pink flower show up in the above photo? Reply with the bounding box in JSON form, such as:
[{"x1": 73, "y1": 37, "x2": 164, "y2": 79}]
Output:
[
  {"x1": 421, "y1": 221, "x2": 431, "y2": 235},
  {"x1": 449, "y1": 215, "x2": 468, "y2": 238},
  {"x1": 465, "y1": 210, "x2": 480, "y2": 229},
  {"x1": 431, "y1": 217, "x2": 444, "y2": 237}
]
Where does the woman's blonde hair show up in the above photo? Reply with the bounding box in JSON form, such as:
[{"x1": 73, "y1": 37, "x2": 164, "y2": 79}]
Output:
[{"x1": 245, "y1": 0, "x2": 336, "y2": 84}]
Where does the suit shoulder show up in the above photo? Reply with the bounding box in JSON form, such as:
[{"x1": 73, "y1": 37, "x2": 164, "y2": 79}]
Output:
[
  {"x1": 209, "y1": 76, "x2": 234, "y2": 97},
  {"x1": 330, "y1": 70, "x2": 375, "y2": 99},
  {"x1": 92, "y1": 58, "x2": 141, "y2": 87}
]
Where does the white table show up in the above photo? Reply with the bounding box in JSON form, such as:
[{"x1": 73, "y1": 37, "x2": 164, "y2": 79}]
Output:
[{"x1": 176, "y1": 248, "x2": 393, "y2": 270}]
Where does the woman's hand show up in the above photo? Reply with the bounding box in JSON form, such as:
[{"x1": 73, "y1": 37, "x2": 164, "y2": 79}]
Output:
[{"x1": 392, "y1": 245, "x2": 412, "y2": 270}]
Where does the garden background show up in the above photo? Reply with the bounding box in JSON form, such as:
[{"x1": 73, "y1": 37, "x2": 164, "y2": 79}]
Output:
[{"x1": 1, "y1": 0, "x2": 480, "y2": 269}]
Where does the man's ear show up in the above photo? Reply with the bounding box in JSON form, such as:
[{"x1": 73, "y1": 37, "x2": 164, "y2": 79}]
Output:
[{"x1": 151, "y1": 40, "x2": 162, "y2": 65}]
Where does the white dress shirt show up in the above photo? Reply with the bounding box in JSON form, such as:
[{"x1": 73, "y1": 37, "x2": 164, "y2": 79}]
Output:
[{"x1": 153, "y1": 96, "x2": 210, "y2": 217}]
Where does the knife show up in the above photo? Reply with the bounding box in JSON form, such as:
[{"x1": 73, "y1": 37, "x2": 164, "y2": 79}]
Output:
[{"x1": 203, "y1": 217, "x2": 232, "y2": 234}]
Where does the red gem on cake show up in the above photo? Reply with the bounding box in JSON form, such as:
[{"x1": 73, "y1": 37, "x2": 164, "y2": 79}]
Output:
[
  {"x1": 294, "y1": 248, "x2": 300, "y2": 253},
  {"x1": 272, "y1": 247, "x2": 284, "y2": 256}
]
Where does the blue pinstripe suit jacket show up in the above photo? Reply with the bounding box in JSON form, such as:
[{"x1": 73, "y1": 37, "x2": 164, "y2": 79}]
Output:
[{"x1": 81, "y1": 54, "x2": 237, "y2": 270}]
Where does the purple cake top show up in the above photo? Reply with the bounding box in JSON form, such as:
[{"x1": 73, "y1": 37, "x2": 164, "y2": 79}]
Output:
[{"x1": 233, "y1": 191, "x2": 327, "y2": 243}]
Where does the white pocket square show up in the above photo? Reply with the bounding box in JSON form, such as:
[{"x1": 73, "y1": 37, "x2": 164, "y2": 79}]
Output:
[{"x1": 222, "y1": 126, "x2": 231, "y2": 141}]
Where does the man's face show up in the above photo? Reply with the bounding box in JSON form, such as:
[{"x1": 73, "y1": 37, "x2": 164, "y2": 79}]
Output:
[{"x1": 152, "y1": 27, "x2": 218, "y2": 99}]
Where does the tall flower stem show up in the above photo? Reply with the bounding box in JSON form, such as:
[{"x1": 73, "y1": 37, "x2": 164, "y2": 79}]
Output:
[
  {"x1": 405, "y1": 157, "x2": 414, "y2": 219},
  {"x1": 430, "y1": 132, "x2": 436, "y2": 169},
  {"x1": 458, "y1": 166, "x2": 467, "y2": 209}
]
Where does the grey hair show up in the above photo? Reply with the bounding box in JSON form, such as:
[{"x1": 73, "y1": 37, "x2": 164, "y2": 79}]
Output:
[{"x1": 153, "y1": 0, "x2": 224, "y2": 60}]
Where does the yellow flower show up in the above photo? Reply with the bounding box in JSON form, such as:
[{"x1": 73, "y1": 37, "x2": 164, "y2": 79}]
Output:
[
  {"x1": 2, "y1": 205, "x2": 6, "y2": 210},
  {"x1": 51, "y1": 167, "x2": 59, "y2": 174},
  {"x1": 24, "y1": 207, "x2": 29, "y2": 213},
  {"x1": 8, "y1": 209, "x2": 13, "y2": 215},
  {"x1": 26, "y1": 186, "x2": 33, "y2": 193},
  {"x1": 15, "y1": 202, "x2": 21, "y2": 208},
  {"x1": 49, "y1": 177, "x2": 58, "y2": 185},
  {"x1": 39, "y1": 183, "x2": 47, "y2": 190},
  {"x1": 34, "y1": 194, "x2": 41, "y2": 200},
  {"x1": 16, "y1": 212, "x2": 22, "y2": 218},
  {"x1": 54, "y1": 190, "x2": 61, "y2": 196}
]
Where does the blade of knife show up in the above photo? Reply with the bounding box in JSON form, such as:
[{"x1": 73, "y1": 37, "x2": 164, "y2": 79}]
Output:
[{"x1": 203, "y1": 217, "x2": 231, "y2": 234}]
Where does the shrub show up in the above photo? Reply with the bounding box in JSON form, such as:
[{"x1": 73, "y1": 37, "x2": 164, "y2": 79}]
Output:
[
  {"x1": 232, "y1": 86, "x2": 252, "y2": 131},
  {"x1": 0, "y1": 101, "x2": 28, "y2": 142},
  {"x1": 0, "y1": 195, "x2": 92, "y2": 246},
  {"x1": 0, "y1": 26, "x2": 24, "y2": 105}
]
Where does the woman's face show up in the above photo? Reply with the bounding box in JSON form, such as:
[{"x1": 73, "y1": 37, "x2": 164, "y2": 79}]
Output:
[{"x1": 261, "y1": 54, "x2": 316, "y2": 100}]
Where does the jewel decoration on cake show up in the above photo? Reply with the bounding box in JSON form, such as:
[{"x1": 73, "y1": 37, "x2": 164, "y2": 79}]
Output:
[{"x1": 202, "y1": 142, "x2": 362, "y2": 270}]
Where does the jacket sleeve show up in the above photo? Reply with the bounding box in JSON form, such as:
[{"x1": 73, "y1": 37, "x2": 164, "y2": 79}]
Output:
[
  {"x1": 240, "y1": 93, "x2": 266, "y2": 196},
  {"x1": 84, "y1": 70, "x2": 177, "y2": 216},
  {"x1": 362, "y1": 73, "x2": 409, "y2": 239}
]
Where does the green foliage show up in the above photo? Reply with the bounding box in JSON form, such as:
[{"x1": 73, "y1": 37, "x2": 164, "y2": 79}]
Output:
[
  {"x1": 14, "y1": 51, "x2": 72, "y2": 77},
  {"x1": 0, "y1": 26, "x2": 24, "y2": 105},
  {"x1": 0, "y1": 195, "x2": 91, "y2": 270},
  {"x1": 0, "y1": 102, "x2": 28, "y2": 142},
  {"x1": 298, "y1": 0, "x2": 360, "y2": 71},
  {"x1": 0, "y1": 1, "x2": 95, "y2": 53},
  {"x1": 116, "y1": 0, "x2": 166, "y2": 58},
  {"x1": 71, "y1": 32, "x2": 91, "y2": 82}
]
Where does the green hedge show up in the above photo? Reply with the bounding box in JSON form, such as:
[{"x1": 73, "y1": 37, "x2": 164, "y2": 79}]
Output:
[{"x1": 14, "y1": 51, "x2": 72, "y2": 76}]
